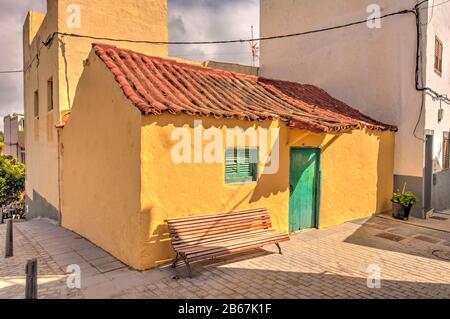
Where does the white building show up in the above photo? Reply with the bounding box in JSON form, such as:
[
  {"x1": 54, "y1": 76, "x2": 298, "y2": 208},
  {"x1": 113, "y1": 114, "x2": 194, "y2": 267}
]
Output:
[
  {"x1": 3, "y1": 114, "x2": 25, "y2": 163},
  {"x1": 260, "y1": 0, "x2": 450, "y2": 217}
]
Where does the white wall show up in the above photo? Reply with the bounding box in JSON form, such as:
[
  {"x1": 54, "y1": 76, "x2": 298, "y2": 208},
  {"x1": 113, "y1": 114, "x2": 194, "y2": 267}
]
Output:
[
  {"x1": 3, "y1": 115, "x2": 22, "y2": 158},
  {"x1": 260, "y1": 0, "x2": 424, "y2": 177},
  {"x1": 423, "y1": 1, "x2": 450, "y2": 173}
]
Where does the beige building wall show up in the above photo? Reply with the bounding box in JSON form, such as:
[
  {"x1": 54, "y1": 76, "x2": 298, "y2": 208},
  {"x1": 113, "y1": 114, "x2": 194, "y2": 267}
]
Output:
[{"x1": 23, "y1": 0, "x2": 168, "y2": 222}]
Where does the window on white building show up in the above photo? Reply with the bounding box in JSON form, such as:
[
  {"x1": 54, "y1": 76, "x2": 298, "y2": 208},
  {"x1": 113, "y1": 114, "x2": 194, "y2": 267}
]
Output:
[
  {"x1": 435, "y1": 36, "x2": 443, "y2": 76},
  {"x1": 443, "y1": 132, "x2": 449, "y2": 170}
]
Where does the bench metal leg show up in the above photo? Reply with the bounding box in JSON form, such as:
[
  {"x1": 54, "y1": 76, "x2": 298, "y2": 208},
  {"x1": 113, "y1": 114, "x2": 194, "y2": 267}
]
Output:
[
  {"x1": 171, "y1": 253, "x2": 180, "y2": 280},
  {"x1": 275, "y1": 243, "x2": 282, "y2": 255},
  {"x1": 181, "y1": 254, "x2": 193, "y2": 278}
]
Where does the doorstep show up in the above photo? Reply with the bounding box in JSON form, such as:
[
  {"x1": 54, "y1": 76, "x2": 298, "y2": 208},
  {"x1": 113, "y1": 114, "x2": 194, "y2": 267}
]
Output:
[{"x1": 377, "y1": 211, "x2": 450, "y2": 234}]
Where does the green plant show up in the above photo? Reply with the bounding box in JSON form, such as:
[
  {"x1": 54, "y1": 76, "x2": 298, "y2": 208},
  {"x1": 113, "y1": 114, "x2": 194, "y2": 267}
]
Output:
[
  {"x1": 0, "y1": 131, "x2": 4, "y2": 153},
  {"x1": 392, "y1": 191, "x2": 419, "y2": 208},
  {"x1": 0, "y1": 154, "x2": 25, "y2": 207}
]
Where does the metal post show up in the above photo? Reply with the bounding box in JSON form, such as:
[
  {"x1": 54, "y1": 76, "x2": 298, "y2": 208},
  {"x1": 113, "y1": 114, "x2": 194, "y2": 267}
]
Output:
[
  {"x1": 5, "y1": 219, "x2": 13, "y2": 258},
  {"x1": 25, "y1": 259, "x2": 38, "y2": 299},
  {"x1": 0, "y1": 209, "x2": 3, "y2": 224}
]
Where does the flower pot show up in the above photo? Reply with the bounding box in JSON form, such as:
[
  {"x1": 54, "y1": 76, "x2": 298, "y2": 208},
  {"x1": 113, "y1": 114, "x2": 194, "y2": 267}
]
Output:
[
  {"x1": 392, "y1": 203, "x2": 412, "y2": 220},
  {"x1": 402, "y1": 205, "x2": 412, "y2": 221},
  {"x1": 392, "y1": 202, "x2": 403, "y2": 219}
]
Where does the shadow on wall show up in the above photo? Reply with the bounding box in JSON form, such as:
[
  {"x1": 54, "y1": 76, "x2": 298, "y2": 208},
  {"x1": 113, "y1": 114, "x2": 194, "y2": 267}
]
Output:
[{"x1": 25, "y1": 190, "x2": 60, "y2": 224}]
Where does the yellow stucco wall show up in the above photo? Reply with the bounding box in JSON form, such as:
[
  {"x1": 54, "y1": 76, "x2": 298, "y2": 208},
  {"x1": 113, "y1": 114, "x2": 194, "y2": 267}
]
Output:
[
  {"x1": 61, "y1": 51, "x2": 143, "y2": 267},
  {"x1": 138, "y1": 114, "x2": 395, "y2": 269}
]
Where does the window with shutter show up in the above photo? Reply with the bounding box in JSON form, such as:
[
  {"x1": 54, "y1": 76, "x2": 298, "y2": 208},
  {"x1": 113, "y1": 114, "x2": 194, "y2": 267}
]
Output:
[
  {"x1": 435, "y1": 36, "x2": 443, "y2": 76},
  {"x1": 443, "y1": 132, "x2": 449, "y2": 170},
  {"x1": 225, "y1": 148, "x2": 258, "y2": 184},
  {"x1": 34, "y1": 90, "x2": 39, "y2": 118}
]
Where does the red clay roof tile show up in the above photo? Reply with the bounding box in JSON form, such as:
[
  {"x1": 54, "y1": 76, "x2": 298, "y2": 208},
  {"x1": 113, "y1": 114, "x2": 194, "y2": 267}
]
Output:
[{"x1": 93, "y1": 43, "x2": 397, "y2": 133}]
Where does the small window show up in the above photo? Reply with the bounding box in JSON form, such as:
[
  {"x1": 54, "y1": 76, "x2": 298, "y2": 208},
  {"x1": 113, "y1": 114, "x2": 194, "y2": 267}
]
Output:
[
  {"x1": 34, "y1": 90, "x2": 39, "y2": 118},
  {"x1": 47, "y1": 78, "x2": 54, "y2": 111},
  {"x1": 435, "y1": 36, "x2": 443, "y2": 76},
  {"x1": 18, "y1": 118, "x2": 24, "y2": 132},
  {"x1": 225, "y1": 148, "x2": 258, "y2": 184},
  {"x1": 20, "y1": 148, "x2": 26, "y2": 164},
  {"x1": 443, "y1": 132, "x2": 449, "y2": 170}
]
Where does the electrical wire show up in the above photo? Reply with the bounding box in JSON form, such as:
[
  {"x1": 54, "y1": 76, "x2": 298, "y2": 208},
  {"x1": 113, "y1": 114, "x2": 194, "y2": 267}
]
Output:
[
  {"x1": 0, "y1": 70, "x2": 23, "y2": 74},
  {"x1": 0, "y1": 0, "x2": 446, "y2": 74},
  {"x1": 45, "y1": 9, "x2": 415, "y2": 46}
]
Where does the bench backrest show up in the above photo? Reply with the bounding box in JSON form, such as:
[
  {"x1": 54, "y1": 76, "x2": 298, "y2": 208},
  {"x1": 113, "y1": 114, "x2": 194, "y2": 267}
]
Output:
[{"x1": 165, "y1": 208, "x2": 273, "y2": 251}]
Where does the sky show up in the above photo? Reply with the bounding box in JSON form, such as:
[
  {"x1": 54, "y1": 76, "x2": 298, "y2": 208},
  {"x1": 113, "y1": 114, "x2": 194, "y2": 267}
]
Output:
[{"x1": 0, "y1": 0, "x2": 259, "y2": 130}]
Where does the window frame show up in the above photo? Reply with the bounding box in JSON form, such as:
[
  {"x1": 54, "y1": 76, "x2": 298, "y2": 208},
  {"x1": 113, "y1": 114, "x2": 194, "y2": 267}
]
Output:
[
  {"x1": 443, "y1": 132, "x2": 449, "y2": 170},
  {"x1": 47, "y1": 77, "x2": 54, "y2": 111},
  {"x1": 224, "y1": 147, "x2": 258, "y2": 185},
  {"x1": 435, "y1": 36, "x2": 443, "y2": 77},
  {"x1": 34, "y1": 90, "x2": 39, "y2": 119}
]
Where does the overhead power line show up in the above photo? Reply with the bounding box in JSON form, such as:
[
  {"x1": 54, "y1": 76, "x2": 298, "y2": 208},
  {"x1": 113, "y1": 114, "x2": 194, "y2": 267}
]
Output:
[
  {"x1": 0, "y1": 0, "x2": 448, "y2": 74},
  {"x1": 39, "y1": 0, "x2": 447, "y2": 47},
  {"x1": 0, "y1": 70, "x2": 23, "y2": 74},
  {"x1": 46, "y1": 9, "x2": 414, "y2": 46}
]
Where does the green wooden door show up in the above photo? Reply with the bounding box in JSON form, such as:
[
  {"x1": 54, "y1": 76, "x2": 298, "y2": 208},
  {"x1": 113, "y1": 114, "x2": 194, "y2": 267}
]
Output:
[{"x1": 289, "y1": 148, "x2": 320, "y2": 232}]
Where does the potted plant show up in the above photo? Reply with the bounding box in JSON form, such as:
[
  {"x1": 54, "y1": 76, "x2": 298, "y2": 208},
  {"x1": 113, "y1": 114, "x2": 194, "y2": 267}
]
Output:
[{"x1": 391, "y1": 191, "x2": 419, "y2": 221}]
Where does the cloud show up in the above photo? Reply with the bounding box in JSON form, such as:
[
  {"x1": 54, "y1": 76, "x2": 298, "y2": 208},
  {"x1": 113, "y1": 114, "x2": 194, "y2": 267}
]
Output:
[
  {"x1": 169, "y1": 0, "x2": 259, "y2": 65},
  {"x1": 0, "y1": 0, "x2": 46, "y2": 130},
  {"x1": 0, "y1": 0, "x2": 259, "y2": 130}
]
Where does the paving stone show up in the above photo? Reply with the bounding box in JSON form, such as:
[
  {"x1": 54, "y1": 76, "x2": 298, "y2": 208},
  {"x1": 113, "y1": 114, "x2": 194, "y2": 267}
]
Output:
[{"x1": 95, "y1": 261, "x2": 127, "y2": 273}]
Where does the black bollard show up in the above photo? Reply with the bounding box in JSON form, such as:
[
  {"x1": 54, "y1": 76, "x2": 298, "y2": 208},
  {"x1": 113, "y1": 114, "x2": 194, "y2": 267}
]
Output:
[
  {"x1": 5, "y1": 219, "x2": 13, "y2": 258},
  {"x1": 25, "y1": 259, "x2": 38, "y2": 299},
  {"x1": 0, "y1": 210, "x2": 3, "y2": 224}
]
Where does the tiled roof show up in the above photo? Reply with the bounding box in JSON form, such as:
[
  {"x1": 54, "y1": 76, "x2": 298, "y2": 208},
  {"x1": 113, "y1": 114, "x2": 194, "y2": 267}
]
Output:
[{"x1": 93, "y1": 44, "x2": 397, "y2": 133}]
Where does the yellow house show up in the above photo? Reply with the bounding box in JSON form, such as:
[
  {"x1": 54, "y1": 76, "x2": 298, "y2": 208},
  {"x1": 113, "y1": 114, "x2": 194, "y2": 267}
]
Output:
[{"x1": 58, "y1": 43, "x2": 397, "y2": 270}]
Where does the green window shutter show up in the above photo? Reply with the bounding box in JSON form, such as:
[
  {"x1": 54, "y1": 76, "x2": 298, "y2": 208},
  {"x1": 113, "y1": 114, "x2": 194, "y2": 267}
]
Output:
[{"x1": 225, "y1": 148, "x2": 258, "y2": 184}]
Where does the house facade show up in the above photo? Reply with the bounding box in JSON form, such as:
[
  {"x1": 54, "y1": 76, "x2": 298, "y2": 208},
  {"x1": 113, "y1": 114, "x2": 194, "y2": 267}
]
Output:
[
  {"x1": 2, "y1": 114, "x2": 25, "y2": 163},
  {"x1": 58, "y1": 44, "x2": 395, "y2": 269},
  {"x1": 23, "y1": 0, "x2": 168, "y2": 222},
  {"x1": 260, "y1": 0, "x2": 450, "y2": 216}
]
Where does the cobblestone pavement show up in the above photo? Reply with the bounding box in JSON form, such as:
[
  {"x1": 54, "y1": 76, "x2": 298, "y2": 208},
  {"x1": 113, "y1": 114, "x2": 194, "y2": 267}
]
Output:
[{"x1": 1, "y1": 215, "x2": 450, "y2": 299}]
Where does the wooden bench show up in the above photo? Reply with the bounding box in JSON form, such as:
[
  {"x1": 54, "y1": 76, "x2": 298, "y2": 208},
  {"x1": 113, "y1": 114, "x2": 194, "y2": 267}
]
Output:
[{"x1": 165, "y1": 208, "x2": 290, "y2": 278}]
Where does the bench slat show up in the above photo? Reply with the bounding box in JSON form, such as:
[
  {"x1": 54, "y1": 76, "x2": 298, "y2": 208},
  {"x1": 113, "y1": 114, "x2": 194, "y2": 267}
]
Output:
[
  {"x1": 169, "y1": 218, "x2": 272, "y2": 236},
  {"x1": 170, "y1": 224, "x2": 272, "y2": 242},
  {"x1": 167, "y1": 211, "x2": 270, "y2": 228},
  {"x1": 179, "y1": 231, "x2": 287, "y2": 254},
  {"x1": 165, "y1": 208, "x2": 267, "y2": 223},
  {"x1": 185, "y1": 234, "x2": 290, "y2": 260},
  {"x1": 173, "y1": 229, "x2": 277, "y2": 249}
]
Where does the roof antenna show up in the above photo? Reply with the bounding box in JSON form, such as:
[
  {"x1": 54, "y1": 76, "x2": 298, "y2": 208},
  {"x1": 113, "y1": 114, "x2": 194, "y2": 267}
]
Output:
[{"x1": 250, "y1": 26, "x2": 259, "y2": 67}]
